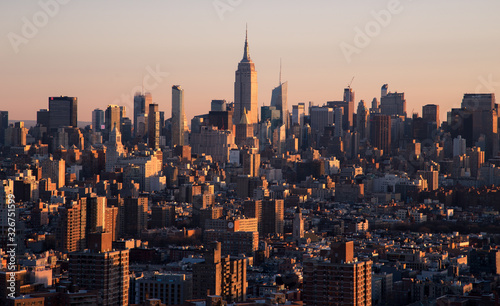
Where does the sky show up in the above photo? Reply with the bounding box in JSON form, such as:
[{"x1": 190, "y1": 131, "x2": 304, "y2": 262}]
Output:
[{"x1": 1, "y1": 0, "x2": 500, "y2": 123}]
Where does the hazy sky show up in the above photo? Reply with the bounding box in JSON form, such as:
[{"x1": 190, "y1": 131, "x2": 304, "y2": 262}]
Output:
[{"x1": 1, "y1": 0, "x2": 499, "y2": 123}]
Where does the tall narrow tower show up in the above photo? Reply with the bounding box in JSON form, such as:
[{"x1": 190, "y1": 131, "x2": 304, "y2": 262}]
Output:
[
  {"x1": 172, "y1": 85, "x2": 185, "y2": 147},
  {"x1": 148, "y1": 103, "x2": 160, "y2": 149},
  {"x1": 234, "y1": 27, "x2": 258, "y2": 126},
  {"x1": 270, "y1": 60, "x2": 289, "y2": 130}
]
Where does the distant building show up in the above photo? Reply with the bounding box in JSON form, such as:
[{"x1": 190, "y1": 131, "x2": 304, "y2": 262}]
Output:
[
  {"x1": 172, "y1": 85, "x2": 186, "y2": 147},
  {"x1": 105, "y1": 104, "x2": 124, "y2": 141},
  {"x1": 105, "y1": 123, "x2": 125, "y2": 172},
  {"x1": 134, "y1": 92, "x2": 152, "y2": 136},
  {"x1": 370, "y1": 114, "x2": 391, "y2": 155},
  {"x1": 310, "y1": 106, "x2": 333, "y2": 134},
  {"x1": 422, "y1": 104, "x2": 440, "y2": 127},
  {"x1": 148, "y1": 103, "x2": 160, "y2": 149},
  {"x1": 380, "y1": 91, "x2": 406, "y2": 117},
  {"x1": 292, "y1": 103, "x2": 305, "y2": 126},
  {"x1": 461, "y1": 93, "x2": 495, "y2": 111},
  {"x1": 270, "y1": 80, "x2": 289, "y2": 130},
  {"x1": 92, "y1": 108, "x2": 105, "y2": 131},
  {"x1": 48, "y1": 96, "x2": 78, "y2": 131},
  {"x1": 356, "y1": 100, "x2": 369, "y2": 140},
  {"x1": 234, "y1": 29, "x2": 258, "y2": 125},
  {"x1": 191, "y1": 126, "x2": 236, "y2": 163}
]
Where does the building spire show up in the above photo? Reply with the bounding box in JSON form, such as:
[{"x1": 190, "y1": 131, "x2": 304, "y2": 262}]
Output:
[
  {"x1": 279, "y1": 58, "x2": 282, "y2": 85},
  {"x1": 243, "y1": 24, "x2": 250, "y2": 61}
]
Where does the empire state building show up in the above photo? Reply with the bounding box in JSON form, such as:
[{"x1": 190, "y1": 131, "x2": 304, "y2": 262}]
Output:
[{"x1": 234, "y1": 29, "x2": 258, "y2": 126}]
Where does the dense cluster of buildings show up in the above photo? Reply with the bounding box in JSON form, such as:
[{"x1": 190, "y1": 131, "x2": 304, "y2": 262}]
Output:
[{"x1": 1, "y1": 32, "x2": 500, "y2": 306}]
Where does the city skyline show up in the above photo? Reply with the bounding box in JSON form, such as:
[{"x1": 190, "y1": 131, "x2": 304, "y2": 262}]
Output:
[{"x1": 2, "y1": 1, "x2": 500, "y2": 123}]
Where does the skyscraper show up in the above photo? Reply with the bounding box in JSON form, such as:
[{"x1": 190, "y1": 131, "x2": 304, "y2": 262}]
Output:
[
  {"x1": 343, "y1": 87, "x2": 355, "y2": 130},
  {"x1": 370, "y1": 114, "x2": 391, "y2": 155},
  {"x1": 270, "y1": 63, "x2": 288, "y2": 130},
  {"x1": 234, "y1": 28, "x2": 258, "y2": 126},
  {"x1": 172, "y1": 85, "x2": 186, "y2": 147},
  {"x1": 92, "y1": 108, "x2": 104, "y2": 131},
  {"x1": 422, "y1": 104, "x2": 440, "y2": 127},
  {"x1": 69, "y1": 249, "x2": 129, "y2": 306},
  {"x1": 148, "y1": 103, "x2": 160, "y2": 149},
  {"x1": 133, "y1": 92, "x2": 152, "y2": 136},
  {"x1": 292, "y1": 103, "x2": 305, "y2": 126},
  {"x1": 356, "y1": 100, "x2": 369, "y2": 140},
  {"x1": 380, "y1": 91, "x2": 406, "y2": 117},
  {"x1": 105, "y1": 105, "x2": 122, "y2": 134},
  {"x1": 310, "y1": 106, "x2": 333, "y2": 134},
  {"x1": 48, "y1": 96, "x2": 77, "y2": 131},
  {"x1": 461, "y1": 93, "x2": 495, "y2": 111}
]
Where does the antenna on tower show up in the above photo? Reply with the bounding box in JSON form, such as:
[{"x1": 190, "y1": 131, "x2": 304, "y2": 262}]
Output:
[{"x1": 142, "y1": 73, "x2": 145, "y2": 95}]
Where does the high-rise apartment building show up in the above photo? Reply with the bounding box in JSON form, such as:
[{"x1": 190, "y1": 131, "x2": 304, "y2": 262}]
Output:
[
  {"x1": 69, "y1": 249, "x2": 129, "y2": 306},
  {"x1": 192, "y1": 242, "x2": 247, "y2": 303},
  {"x1": 123, "y1": 197, "x2": 148, "y2": 237},
  {"x1": 57, "y1": 198, "x2": 87, "y2": 253},
  {"x1": 148, "y1": 103, "x2": 160, "y2": 149},
  {"x1": 172, "y1": 85, "x2": 186, "y2": 147},
  {"x1": 303, "y1": 241, "x2": 372, "y2": 306},
  {"x1": 234, "y1": 29, "x2": 258, "y2": 126},
  {"x1": 86, "y1": 195, "x2": 106, "y2": 235},
  {"x1": 261, "y1": 199, "x2": 284, "y2": 236}
]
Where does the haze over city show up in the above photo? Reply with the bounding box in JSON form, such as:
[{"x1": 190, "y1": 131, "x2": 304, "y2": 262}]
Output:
[{"x1": 2, "y1": 0, "x2": 500, "y2": 122}]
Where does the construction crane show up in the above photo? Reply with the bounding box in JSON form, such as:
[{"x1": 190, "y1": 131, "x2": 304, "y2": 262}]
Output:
[{"x1": 347, "y1": 76, "x2": 355, "y2": 89}]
